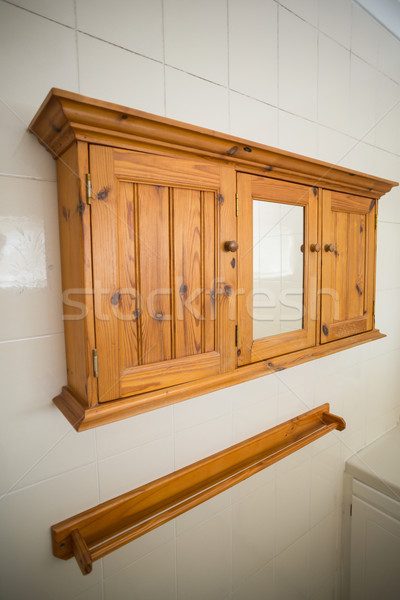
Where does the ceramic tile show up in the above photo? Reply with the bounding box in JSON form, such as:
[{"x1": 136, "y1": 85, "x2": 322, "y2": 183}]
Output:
[
  {"x1": 276, "y1": 460, "x2": 311, "y2": 553},
  {"x1": 103, "y1": 521, "x2": 175, "y2": 578},
  {"x1": 175, "y1": 488, "x2": 232, "y2": 535},
  {"x1": 374, "y1": 147, "x2": 399, "y2": 181},
  {"x1": 310, "y1": 442, "x2": 342, "y2": 527},
  {"x1": 0, "y1": 466, "x2": 100, "y2": 600},
  {"x1": 176, "y1": 507, "x2": 232, "y2": 600},
  {"x1": 232, "y1": 465, "x2": 275, "y2": 503},
  {"x1": 376, "y1": 222, "x2": 400, "y2": 291},
  {"x1": 279, "y1": 8, "x2": 318, "y2": 120},
  {"x1": 351, "y1": 4, "x2": 380, "y2": 68},
  {"x1": 233, "y1": 393, "x2": 279, "y2": 443},
  {"x1": 378, "y1": 28, "x2": 400, "y2": 83},
  {"x1": 349, "y1": 55, "x2": 377, "y2": 142},
  {"x1": 229, "y1": 373, "x2": 278, "y2": 410},
  {"x1": 164, "y1": 0, "x2": 228, "y2": 85},
  {"x1": 0, "y1": 176, "x2": 63, "y2": 341},
  {"x1": 230, "y1": 92, "x2": 278, "y2": 147},
  {"x1": 232, "y1": 482, "x2": 276, "y2": 586},
  {"x1": 275, "y1": 533, "x2": 310, "y2": 600},
  {"x1": 78, "y1": 33, "x2": 165, "y2": 115},
  {"x1": 375, "y1": 74, "x2": 400, "y2": 155},
  {"x1": 166, "y1": 67, "x2": 229, "y2": 132},
  {"x1": 319, "y1": 0, "x2": 351, "y2": 48},
  {"x1": 280, "y1": 0, "x2": 318, "y2": 26},
  {"x1": 76, "y1": 0, "x2": 163, "y2": 60},
  {"x1": 232, "y1": 559, "x2": 275, "y2": 600},
  {"x1": 317, "y1": 126, "x2": 355, "y2": 167},
  {"x1": 9, "y1": 0, "x2": 76, "y2": 26},
  {"x1": 309, "y1": 511, "x2": 339, "y2": 597},
  {"x1": 0, "y1": 334, "x2": 97, "y2": 495},
  {"x1": 344, "y1": 141, "x2": 377, "y2": 176},
  {"x1": 378, "y1": 184, "x2": 400, "y2": 225},
  {"x1": 318, "y1": 34, "x2": 350, "y2": 133},
  {"x1": 174, "y1": 414, "x2": 233, "y2": 470},
  {"x1": 229, "y1": 0, "x2": 277, "y2": 105},
  {"x1": 0, "y1": 3, "x2": 77, "y2": 178},
  {"x1": 104, "y1": 540, "x2": 177, "y2": 600},
  {"x1": 98, "y1": 436, "x2": 175, "y2": 501},
  {"x1": 72, "y1": 584, "x2": 103, "y2": 600},
  {"x1": 95, "y1": 406, "x2": 173, "y2": 459},
  {"x1": 174, "y1": 387, "x2": 232, "y2": 432},
  {"x1": 278, "y1": 111, "x2": 318, "y2": 158}
]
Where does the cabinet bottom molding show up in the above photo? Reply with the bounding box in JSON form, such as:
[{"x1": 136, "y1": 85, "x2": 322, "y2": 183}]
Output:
[
  {"x1": 54, "y1": 329, "x2": 384, "y2": 431},
  {"x1": 51, "y1": 403, "x2": 345, "y2": 575}
]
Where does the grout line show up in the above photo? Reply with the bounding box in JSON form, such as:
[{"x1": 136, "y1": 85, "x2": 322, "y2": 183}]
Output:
[
  {"x1": 1, "y1": 460, "x2": 97, "y2": 500},
  {"x1": 73, "y1": 0, "x2": 81, "y2": 95},
  {"x1": 226, "y1": 0, "x2": 231, "y2": 133},
  {"x1": 0, "y1": 172, "x2": 56, "y2": 182},
  {"x1": 161, "y1": 0, "x2": 167, "y2": 117},
  {"x1": 2, "y1": 0, "x2": 75, "y2": 29},
  {"x1": 0, "y1": 332, "x2": 64, "y2": 345}
]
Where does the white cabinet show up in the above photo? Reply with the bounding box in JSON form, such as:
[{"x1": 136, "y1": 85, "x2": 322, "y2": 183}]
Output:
[
  {"x1": 350, "y1": 480, "x2": 400, "y2": 600},
  {"x1": 345, "y1": 426, "x2": 400, "y2": 600}
]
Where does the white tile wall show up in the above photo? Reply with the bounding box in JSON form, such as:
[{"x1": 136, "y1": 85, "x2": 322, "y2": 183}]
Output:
[
  {"x1": 1, "y1": 1, "x2": 399, "y2": 599},
  {"x1": 76, "y1": 0, "x2": 164, "y2": 61},
  {"x1": 164, "y1": 0, "x2": 228, "y2": 85},
  {"x1": 229, "y1": 0, "x2": 278, "y2": 105},
  {"x1": 279, "y1": 7, "x2": 318, "y2": 121}
]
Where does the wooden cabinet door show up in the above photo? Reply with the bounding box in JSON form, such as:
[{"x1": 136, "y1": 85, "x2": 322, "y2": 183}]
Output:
[
  {"x1": 237, "y1": 174, "x2": 318, "y2": 365},
  {"x1": 90, "y1": 146, "x2": 236, "y2": 402},
  {"x1": 320, "y1": 190, "x2": 376, "y2": 343}
]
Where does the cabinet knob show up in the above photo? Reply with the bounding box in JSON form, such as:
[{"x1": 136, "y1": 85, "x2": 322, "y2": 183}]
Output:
[
  {"x1": 324, "y1": 243, "x2": 335, "y2": 253},
  {"x1": 224, "y1": 240, "x2": 239, "y2": 252},
  {"x1": 310, "y1": 243, "x2": 321, "y2": 253}
]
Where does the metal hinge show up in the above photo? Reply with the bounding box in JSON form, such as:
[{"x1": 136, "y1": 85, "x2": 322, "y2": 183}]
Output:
[
  {"x1": 93, "y1": 348, "x2": 98, "y2": 378},
  {"x1": 86, "y1": 173, "x2": 92, "y2": 205},
  {"x1": 235, "y1": 324, "x2": 239, "y2": 346},
  {"x1": 235, "y1": 193, "x2": 239, "y2": 217}
]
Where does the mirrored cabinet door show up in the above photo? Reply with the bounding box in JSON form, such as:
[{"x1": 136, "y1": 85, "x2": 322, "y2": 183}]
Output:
[{"x1": 237, "y1": 174, "x2": 318, "y2": 366}]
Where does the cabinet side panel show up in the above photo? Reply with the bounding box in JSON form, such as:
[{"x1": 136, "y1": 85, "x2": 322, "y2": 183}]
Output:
[{"x1": 57, "y1": 143, "x2": 95, "y2": 405}]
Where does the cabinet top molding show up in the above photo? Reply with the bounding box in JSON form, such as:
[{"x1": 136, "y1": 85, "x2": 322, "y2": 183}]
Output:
[{"x1": 29, "y1": 88, "x2": 397, "y2": 199}]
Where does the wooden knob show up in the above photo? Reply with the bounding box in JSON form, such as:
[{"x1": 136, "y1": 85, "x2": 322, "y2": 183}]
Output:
[
  {"x1": 224, "y1": 240, "x2": 239, "y2": 252},
  {"x1": 324, "y1": 243, "x2": 335, "y2": 253},
  {"x1": 310, "y1": 243, "x2": 321, "y2": 253}
]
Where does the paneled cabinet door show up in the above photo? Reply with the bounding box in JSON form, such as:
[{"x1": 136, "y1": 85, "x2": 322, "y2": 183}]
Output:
[
  {"x1": 237, "y1": 174, "x2": 318, "y2": 365},
  {"x1": 89, "y1": 146, "x2": 235, "y2": 402},
  {"x1": 320, "y1": 191, "x2": 376, "y2": 343}
]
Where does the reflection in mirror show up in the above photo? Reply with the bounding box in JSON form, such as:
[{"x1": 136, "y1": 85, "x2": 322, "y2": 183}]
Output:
[{"x1": 253, "y1": 200, "x2": 304, "y2": 340}]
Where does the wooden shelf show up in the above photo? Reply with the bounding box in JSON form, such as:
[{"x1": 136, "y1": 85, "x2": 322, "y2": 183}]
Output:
[{"x1": 51, "y1": 403, "x2": 345, "y2": 575}]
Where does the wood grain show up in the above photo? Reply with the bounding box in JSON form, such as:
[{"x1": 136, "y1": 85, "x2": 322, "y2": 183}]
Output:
[
  {"x1": 29, "y1": 88, "x2": 397, "y2": 199},
  {"x1": 53, "y1": 329, "x2": 384, "y2": 431},
  {"x1": 51, "y1": 403, "x2": 345, "y2": 570}
]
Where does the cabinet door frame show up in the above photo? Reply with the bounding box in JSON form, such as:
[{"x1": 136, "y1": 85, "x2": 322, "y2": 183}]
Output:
[
  {"x1": 237, "y1": 173, "x2": 319, "y2": 366},
  {"x1": 320, "y1": 190, "x2": 376, "y2": 343},
  {"x1": 90, "y1": 145, "x2": 236, "y2": 402}
]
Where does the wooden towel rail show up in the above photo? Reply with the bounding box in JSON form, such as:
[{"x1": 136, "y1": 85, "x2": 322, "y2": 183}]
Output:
[{"x1": 52, "y1": 403, "x2": 345, "y2": 574}]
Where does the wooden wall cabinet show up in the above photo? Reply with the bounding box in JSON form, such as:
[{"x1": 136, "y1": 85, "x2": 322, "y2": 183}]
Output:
[{"x1": 29, "y1": 89, "x2": 397, "y2": 431}]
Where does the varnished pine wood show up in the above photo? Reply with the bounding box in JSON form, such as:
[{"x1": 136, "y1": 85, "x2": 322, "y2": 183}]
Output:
[
  {"x1": 28, "y1": 90, "x2": 397, "y2": 430},
  {"x1": 51, "y1": 403, "x2": 345, "y2": 572},
  {"x1": 56, "y1": 142, "x2": 97, "y2": 405},
  {"x1": 53, "y1": 329, "x2": 383, "y2": 431},
  {"x1": 237, "y1": 174, "x2": 318, "y2": 365},
  {"x1": 29, "y1": 89, "x2": 397, "y2": 199},
  {"x1": 321, "y1": 190, "x2": 375, "y2": 343}
]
